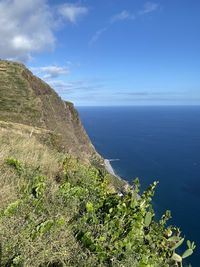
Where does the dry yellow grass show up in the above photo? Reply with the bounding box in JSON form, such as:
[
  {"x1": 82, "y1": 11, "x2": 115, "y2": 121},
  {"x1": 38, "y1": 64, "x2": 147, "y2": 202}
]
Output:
[
  {"x1": 0, "y1": 121, "x2": 65, "y2": 208},
  {"x1": 0, "y1": 123, "x2": 88, "y2": 266}
]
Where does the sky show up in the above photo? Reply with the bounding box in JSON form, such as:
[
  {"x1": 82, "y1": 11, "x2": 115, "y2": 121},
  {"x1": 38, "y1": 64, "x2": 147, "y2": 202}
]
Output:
[{"x1": 0, "y1": 0, "x2": 200, "y2": 106}]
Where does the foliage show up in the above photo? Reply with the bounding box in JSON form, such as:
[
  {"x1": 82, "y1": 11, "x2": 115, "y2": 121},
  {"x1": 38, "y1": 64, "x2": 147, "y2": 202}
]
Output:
[
  {"x1": 5, "y1": 157, "x2": 24, "y2": 175},
  {"x1": 0, "y1": 156, "x2": 196, "y2": 267},
  {"x1": 0, "y1": 61, "x2": 196, "y2": 266},
  {"x1": 73, "y1": 175, "x2": 195, "y2": 267}
]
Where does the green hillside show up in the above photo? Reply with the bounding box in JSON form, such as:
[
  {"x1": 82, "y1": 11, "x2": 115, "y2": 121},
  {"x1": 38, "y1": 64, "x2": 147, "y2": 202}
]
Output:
[
  {"x1": 0, "y1": 60, "x2": 99, "y2": 161},
  {"x1": 0, "y1": 61, "x2": 195, "y2": 267}
]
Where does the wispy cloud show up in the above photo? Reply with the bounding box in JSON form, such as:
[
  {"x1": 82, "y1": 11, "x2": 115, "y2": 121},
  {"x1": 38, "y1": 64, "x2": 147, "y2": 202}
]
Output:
[
  {"x1": 58, "y1": 3, "x2": 88, "y2": 24},
  {"x1": 32, "y1": 65, "x2": 70, "y2": 79},
  {"x1": 48, "y1": 80, "x2": 71, "y2": 91},
  {"x1": 139, "y1": 2, "x2": 159, "y2": 15},
  {"x1": 116, "y1": 91, "x2": 191, "y2": 100},
  {"x1": 31, "y1": 63, "x2": 106, "y2": 98},
  {"x1": 89, "y1": 27, "x2": 108, "y2": 46},
  {"x1": 92, "y1": 4, "x2": 158, "y2": 46},
  {"x1": 90, "y1": 2, "x2": 159, "y2": 45},
  {"x1": 114, "y1": 91, "x2": 192, "y2": 104},
  {"x1": 110, "y1": 10, "x2": 135, "y2": 24},
  {"x1": 119, "y1": 92, "x2": 172, "y2": 96},
  {"x1": 39, "y1": 78, "x2": 106, "y2": 97}
]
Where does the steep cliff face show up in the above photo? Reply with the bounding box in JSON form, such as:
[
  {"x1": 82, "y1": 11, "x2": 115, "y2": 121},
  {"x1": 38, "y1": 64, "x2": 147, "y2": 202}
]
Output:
[{"x1": 0, "y1": 60, "x2": 99, "y2": 161}]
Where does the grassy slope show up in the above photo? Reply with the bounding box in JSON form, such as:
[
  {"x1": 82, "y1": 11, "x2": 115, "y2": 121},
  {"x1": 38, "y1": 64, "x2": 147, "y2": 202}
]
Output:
[
  {"x1": 0, "y1": 61, "x2": 195, "y2": 266},
  {"x1": 0, "y1": 127, "x2": 194, "y2": 267},
  {"x1": 0, "y1": 123, "x2": 124, "y2": 266},
  {"x1": 0, "y1": 123, "x2": 63, "y2": 209},
  {"x1": 0, "y1": 60, "x2": 99, "y2": 161},
  {"x1": 0, "y1": 61, "x2": 107, "y2": 265},
  {"x1": 0, "y1": 128, "x2": 81, "y2": 266}
]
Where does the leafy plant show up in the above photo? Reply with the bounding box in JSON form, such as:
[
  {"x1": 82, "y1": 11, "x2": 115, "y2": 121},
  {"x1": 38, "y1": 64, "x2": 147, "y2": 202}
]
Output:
[
  {"x1": 0, "y1": 156, "x2": 196, "y2": 267},
  {"x1": 5, "y1": 157, "x2": 24, "y2": 175},
  {"x1": 182, "y1": 241, "x2": 196, "y2": 259}
]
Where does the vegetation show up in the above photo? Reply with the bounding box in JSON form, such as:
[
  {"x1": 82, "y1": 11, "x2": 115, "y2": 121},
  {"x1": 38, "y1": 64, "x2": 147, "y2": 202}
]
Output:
[
  {"x1": 0, "y1": 130, "x2": 195, "y2": 266},
  {"x1": 0, "y1": 60, "x2": 99, "y2": 160},
  {"x1": 0, "y1": 60, "x2": 196, "y2": 266}
]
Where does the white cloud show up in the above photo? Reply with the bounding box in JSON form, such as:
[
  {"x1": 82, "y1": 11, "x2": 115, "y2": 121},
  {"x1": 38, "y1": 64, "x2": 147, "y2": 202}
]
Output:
[
  {"x1": 0, "y1": 0, "x2": 89, "y2": 62},
  {"x1": 0, "y1": 0, "x2": 55, "y2": 62},
  {"x1": 58, "y1": 3, "x2": 88, "y2": 24},
  {"x1": 110, "y1": 10, "x2": 135, "y2": 23},
  {"x1": 139, "y1": 2, "x2": 159, "y2": 15},
  {"x1": 32, "y1": 65, "x2": 70, "y2": 79},
  {"x1": 41, "y1": 66, "x2": 69, "y2": 79}
]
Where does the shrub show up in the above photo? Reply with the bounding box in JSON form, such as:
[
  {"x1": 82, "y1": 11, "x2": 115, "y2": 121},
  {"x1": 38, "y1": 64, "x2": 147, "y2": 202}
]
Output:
[{"x1": 0, "y1": 156, "x2": 195, "y2": 267}]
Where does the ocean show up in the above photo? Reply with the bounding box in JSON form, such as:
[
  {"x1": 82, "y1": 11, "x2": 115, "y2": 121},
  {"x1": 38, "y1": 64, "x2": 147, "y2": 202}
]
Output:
[{"x1": 77, "y1": 106, "x2": 200, "y2": 266}]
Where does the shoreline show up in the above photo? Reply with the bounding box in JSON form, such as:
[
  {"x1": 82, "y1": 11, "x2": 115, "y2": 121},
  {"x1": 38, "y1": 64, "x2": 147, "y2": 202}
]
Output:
[
  {"x1": 104, "y1": 159, "x2": 116, "y2": 176},
  {"x1": 104, "y1": 159, "x2": 130, "y2": 193}
]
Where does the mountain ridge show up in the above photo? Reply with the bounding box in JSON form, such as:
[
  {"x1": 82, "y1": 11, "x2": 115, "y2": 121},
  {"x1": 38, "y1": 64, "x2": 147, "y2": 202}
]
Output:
[{"x1": 0, "y1": 60, "x2": 100, "y2": 162}]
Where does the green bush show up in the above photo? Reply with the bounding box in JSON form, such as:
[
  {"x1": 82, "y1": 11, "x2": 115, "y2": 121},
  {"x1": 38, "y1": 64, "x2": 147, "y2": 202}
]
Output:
[{"x1": 0, "y1": 156, "x2": 195, "y2": 267}]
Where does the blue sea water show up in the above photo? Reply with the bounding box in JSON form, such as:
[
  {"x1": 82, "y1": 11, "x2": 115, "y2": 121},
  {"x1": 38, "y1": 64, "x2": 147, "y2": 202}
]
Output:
[{"x1": 77, "y1": 106, "x2": 200, "y2": 266}]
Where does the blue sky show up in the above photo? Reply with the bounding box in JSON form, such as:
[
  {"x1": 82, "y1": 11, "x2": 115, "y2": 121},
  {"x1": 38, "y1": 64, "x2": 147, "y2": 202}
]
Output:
[{"x1": 0, "y1": 0, "x2": 200, "y2": 106}]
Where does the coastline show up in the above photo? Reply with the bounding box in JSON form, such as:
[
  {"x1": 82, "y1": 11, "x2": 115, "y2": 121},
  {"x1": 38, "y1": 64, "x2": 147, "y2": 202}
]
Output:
[
  {"x1": 104, "y1": 159, "x2": 138, "y2": 196},
  {"x1": 104, "y1": 159, "x2": 116, "y2": 176},
  {"x1": 104, "y1": 159, "x2": 126, "y2": 184}
]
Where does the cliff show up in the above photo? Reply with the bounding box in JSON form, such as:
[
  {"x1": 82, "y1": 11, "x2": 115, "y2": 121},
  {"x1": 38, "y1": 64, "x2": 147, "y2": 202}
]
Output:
[
  {"x1": 0, "y1": 61, "x2": 194, "y2": 267},
  {"x1": 0, "y1": 60, "x2": 99, "y2": 162}
]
